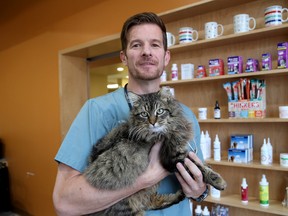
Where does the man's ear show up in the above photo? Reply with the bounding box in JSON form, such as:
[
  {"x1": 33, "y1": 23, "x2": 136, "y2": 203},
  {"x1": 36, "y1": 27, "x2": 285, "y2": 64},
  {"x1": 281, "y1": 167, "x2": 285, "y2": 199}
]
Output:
[{"x1": 120, "y1": 51, "x2": 127, "y2": 65}]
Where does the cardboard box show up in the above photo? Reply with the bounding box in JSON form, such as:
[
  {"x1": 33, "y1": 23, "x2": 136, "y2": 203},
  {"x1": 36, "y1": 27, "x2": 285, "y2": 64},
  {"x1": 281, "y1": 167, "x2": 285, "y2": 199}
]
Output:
[
  {"x1": 277, "y1": 42, "x2": 288, "y2": 69},
  {"x1": 209, "y1": 59, "x2": 224, "y2": 76},
  {"x1": 228, "y1": 149, "x2": 249, "y2": 163},
  {"x1": 227, "y1": 56, "x2": 243, "y2": 74}
]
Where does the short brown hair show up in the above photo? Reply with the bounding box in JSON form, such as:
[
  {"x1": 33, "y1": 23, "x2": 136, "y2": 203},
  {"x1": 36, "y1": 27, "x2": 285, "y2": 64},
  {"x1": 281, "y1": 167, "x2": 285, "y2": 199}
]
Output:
[{"x1": 120, "y1": 12, "x2": 167, "y2": 52}]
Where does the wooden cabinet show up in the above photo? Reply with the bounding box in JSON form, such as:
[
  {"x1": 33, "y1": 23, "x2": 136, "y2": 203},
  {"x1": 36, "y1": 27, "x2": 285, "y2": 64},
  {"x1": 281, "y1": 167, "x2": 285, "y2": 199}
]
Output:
[{"x1": 159, "y1": 0, "x2": 288, "y2": 215}]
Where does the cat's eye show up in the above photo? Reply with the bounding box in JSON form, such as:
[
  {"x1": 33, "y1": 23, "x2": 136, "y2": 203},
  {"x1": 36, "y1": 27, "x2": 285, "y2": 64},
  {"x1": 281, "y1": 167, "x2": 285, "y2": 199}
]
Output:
[
  {"x1": 156, "y1": 108, "x2": 165, "y2": 115},
  {"x1": 140, "y1": 112, "x2": 148, "y2": 118}
]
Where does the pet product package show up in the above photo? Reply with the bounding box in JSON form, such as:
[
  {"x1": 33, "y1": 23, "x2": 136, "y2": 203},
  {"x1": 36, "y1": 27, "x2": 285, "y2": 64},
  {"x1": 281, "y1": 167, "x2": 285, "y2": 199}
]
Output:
[
  {"x1": 227, "y1": 56, "x2": 243, "y2": 74},
  {"x1": 245, "y1": 58, "x2": 259, "y2": 72},
  {"x1": 196, "y1": 65, "x2": 207, "y2": 78},
  {"x1": 209, "y1": 59, "x2": 224, "y2": 76},
  {"x1": 262, "y1": 53, "x2": 272, "y2": 71},
  {"x1": 277, "y1": 42, "x2": 288, "y2": 69}
]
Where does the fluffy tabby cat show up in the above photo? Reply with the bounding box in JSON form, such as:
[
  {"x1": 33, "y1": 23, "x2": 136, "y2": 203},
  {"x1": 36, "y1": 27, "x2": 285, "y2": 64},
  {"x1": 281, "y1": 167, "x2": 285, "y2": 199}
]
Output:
[{"x1": 83, "y1": 87, "x2": 226, "y2": 216}]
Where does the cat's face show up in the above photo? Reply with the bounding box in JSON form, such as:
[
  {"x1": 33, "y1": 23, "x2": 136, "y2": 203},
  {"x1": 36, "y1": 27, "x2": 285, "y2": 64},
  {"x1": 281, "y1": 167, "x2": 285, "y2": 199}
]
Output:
[{"x1": 128, "y1": 88, "x2": 178, "y2": 141}]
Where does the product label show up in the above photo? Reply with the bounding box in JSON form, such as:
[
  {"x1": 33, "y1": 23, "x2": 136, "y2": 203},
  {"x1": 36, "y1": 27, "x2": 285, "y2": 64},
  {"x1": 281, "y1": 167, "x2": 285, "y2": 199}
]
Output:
[{"x1": 259, "y1": 185, "x2": 269, "y2": 205}]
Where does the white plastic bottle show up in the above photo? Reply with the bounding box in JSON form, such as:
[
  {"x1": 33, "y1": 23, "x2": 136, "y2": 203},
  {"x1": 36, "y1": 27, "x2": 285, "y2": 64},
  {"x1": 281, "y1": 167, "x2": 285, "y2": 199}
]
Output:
[
  {"x1": 267, "y1": 137, "x2": 273, "y2": 165},
  {"x1": 205, "y1": 130, "x2": 211, "y2": 159},
  {"x1": 160, "y1": 70, "x2": 167, "y2": 82},
  {"x1": 194, "y1": 205, "x2": 202, "y2": 216},
  {"x1": 259, "y1": 174, "x2": 269, "y2": 206},
  {"x1": 200, "y1": 131, "x2": 207, "y2": 160},
  {"x1": 171, "y1": 63, "x2": 178, "y2": 81},
  {"x1": 202, "y1": 206, "x2": 210, "y2": 216},
  {"x1": 213, "y1": 134, "x2": 221, "y2": 161},
  {"x1": 210, "y1": 185, "x2": 221, "y2": 198},
  {"x1": 261, "y1": 138, "x2": 269, "y2": 165}
]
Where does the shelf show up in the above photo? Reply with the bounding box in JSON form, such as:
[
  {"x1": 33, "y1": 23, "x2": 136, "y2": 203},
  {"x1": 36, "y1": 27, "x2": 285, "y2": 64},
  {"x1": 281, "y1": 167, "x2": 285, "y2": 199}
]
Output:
[
  {"x1": 198, "y1": 118, "x2": 288, "y2": 123},
  {"x1": 160, "y1": 68, "x2": 288, "y2": 85},
  {"x1": 204, "y1": 194, "x2": 288, "y2": 216},
  {"x1": 206, "y1": 159, "x2": 288, "y2": 172},
  {"x1": 166, "y1": 24, "x2": 288, "y2": 54},
  {"x1": 160, "y1": 0, "x2": 252, "y2": 23}
]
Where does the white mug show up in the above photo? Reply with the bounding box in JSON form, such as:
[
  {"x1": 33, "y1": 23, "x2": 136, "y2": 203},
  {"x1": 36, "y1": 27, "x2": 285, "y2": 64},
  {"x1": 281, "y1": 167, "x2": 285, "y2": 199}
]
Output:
[
  {"x1": 265, "y1": 5, "x2": 288, "y2": 27},
  {"x1": 205, "y1": 22, "x2": 224, "y2": 39},
  {"x1": 179, "y1": 27, "x2": 198, "y2": 43},
  {"x1": 166, "y1": 32, "x2": 176, "y2": 47},
  {"x1": 233, "y1": 14, "x2": 256, "y2": 33}
]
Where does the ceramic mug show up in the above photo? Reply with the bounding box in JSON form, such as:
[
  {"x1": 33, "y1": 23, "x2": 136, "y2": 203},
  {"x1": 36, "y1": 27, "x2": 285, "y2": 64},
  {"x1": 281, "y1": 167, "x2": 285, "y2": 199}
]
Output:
[
  {"x1": 205, "y1": 22, "x2": 224, "y2": 39},
  {"x1": 265, "y1": 5, "x2": 288, "y2": 27},
  {"x1": 179, "y1": 27, "x2": 198, "y2": 43},
  {"x1": 233, "y1": 14, "x2": 256, "y2": 33},
  {"x1": 166, "y1": 32, "x2": 176, "y2": 47}
]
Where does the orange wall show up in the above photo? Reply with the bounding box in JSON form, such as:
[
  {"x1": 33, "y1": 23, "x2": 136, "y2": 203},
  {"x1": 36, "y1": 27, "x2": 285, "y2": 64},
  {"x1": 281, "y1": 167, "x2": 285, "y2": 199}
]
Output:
[{"x1": 0, "y1": 0, "x2": 198, "y2": 215}]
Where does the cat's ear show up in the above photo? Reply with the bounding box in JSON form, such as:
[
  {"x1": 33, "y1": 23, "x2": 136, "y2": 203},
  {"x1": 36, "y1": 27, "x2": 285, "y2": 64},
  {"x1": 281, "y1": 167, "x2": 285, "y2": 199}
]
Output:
[
  {"x1": 159, "y1": 86, "x2": 174, "y2": 101},
  {"x1": 127, "y1": 92, "x2": 141, "y2": 104}
]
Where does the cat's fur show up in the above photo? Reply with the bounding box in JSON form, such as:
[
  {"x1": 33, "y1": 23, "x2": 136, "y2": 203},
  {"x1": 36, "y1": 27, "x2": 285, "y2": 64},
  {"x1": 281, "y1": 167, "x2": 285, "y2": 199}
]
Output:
[{"x1": 83, "y1": 87, "x2": 226, "y2": 216}]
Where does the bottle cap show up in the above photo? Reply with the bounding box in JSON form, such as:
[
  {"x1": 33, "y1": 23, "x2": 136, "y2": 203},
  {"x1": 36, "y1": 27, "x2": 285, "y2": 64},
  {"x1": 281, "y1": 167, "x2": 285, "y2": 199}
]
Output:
[{"x1": 241, "y1": 178, "x2": 248, "y2": 188}]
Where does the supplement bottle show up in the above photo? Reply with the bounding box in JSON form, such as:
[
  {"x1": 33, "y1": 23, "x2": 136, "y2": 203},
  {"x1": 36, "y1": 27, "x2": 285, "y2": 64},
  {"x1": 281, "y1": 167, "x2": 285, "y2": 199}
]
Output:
[{"x1": 171, "y1": 64, "x2": 178, "y2": 81}]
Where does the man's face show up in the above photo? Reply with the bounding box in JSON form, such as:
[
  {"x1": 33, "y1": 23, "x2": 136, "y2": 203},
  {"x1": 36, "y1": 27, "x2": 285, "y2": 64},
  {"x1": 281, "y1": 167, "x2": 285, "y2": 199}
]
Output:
[{"x1": 120, "y1": 24, "x2": 170, "y2": 81}]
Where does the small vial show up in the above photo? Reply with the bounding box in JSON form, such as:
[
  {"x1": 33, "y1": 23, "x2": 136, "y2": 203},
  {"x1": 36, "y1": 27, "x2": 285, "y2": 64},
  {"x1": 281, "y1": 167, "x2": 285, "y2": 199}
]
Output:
[{"x1": 214, "y1": 100, "x2": 221, "y2": 119}]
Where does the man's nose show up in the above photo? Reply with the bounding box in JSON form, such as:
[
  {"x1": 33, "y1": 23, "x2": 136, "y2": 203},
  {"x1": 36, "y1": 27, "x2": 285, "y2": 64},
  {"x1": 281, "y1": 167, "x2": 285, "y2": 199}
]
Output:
[{"x1": 141, "y1": 44, "x2": 152, "y2": 56}]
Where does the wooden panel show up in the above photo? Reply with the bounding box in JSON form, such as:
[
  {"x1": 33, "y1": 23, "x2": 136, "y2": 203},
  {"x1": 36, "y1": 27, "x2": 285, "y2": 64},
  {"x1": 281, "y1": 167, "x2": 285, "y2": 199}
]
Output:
[{"x1": 59, "y1": 55, "x2": 88, "y2": 138}]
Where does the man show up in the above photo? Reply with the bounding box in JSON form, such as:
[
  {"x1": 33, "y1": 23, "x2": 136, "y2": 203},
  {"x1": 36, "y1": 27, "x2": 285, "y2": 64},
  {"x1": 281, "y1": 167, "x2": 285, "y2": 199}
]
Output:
[{"x1": 53, "y1": 12, "x2": 207, "y2": 216}]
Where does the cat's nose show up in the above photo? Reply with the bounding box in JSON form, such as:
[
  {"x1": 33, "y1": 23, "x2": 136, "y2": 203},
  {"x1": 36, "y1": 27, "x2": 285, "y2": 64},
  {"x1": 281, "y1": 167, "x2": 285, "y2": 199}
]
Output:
[{"x1": 149, "y1": 117, "x2": 157, "y2": 126}]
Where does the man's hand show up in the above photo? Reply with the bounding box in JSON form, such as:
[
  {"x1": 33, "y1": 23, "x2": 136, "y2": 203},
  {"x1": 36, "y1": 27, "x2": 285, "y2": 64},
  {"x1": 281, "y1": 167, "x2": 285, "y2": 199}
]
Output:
[
  {"x1": 135, "y1": 141, "x2": 169, "y2": 190},
  {"x1": 175, "y1": 151, "x2": 207, "y2": 199}
]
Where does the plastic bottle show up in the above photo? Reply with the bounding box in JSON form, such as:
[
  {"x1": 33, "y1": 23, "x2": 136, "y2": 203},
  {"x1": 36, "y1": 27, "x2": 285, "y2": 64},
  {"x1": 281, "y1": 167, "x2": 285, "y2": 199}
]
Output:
[
  {"x1": 202, "y1": 206, "x2": 210, "y2": 216},
  {"x1": 267, "y1": 137, "x2": 273, "y2": 165},
  {"x1": 205, "y1": 130, "x2": 211, "y2": 159},
  {"x1": 213, "y1": 134, "x2": 221, "y2": 161},
  {"x1": 195, "y1": 205, "x2": 202, "y2": 216},
  {"x1": 160, "y1": 70, "x2": 167, "y2": 82},
  {"x1": 261, "y1": 138, "x2": 269, "y2": 165},
  {"x1": 241, "y1": 178, "x2": 248, "y2": 203},
  {"x1": 210, "y1": 186, "x2": 221, "y2": 198},
  {"x1": 259, "y1": 174, "x2": 269, "y2": 206},
  {"x1": 200, "y1": 131, "x2": 207, "y2": 160},
  {"x1": 214, "y1": 100, "x2": 221, "y2": 119},
  {"x1": 171, "y1": 63, "x2": 178, "y2": 81}
]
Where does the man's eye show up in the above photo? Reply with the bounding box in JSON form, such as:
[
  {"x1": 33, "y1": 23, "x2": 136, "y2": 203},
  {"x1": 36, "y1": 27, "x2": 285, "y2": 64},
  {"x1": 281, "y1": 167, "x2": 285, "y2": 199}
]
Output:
[
  {"x1": 132, "y1": 43, "x2": 141, "y2": 48},
  {"x1": 152, "y1": 43, "x2": 161, "y2": 47}
]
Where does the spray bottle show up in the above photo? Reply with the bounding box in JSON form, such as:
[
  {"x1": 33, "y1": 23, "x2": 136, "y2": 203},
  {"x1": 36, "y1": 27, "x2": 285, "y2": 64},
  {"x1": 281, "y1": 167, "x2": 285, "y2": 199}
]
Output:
[
  {"x1": 241, "y1": 178, "x2": 248, "y2": 203},
  {"x1": 267, "y1": 137, "x2": 273, "y2": 165},
  {"x1": 259, "y1": 174, "x2": 269, "y2": 206},
  {"x1": 200, "y1": 131, "x2": 207, "y2": 160},
  {"x1": 261, "y1": 138, "x2": 269, "y2": 165},
  {"x1": 205, "y1": 131, "x2": 211, "y2": 159},
  {"x1": 213, "y1": 134, "x2": 221, "y2": 161}
]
